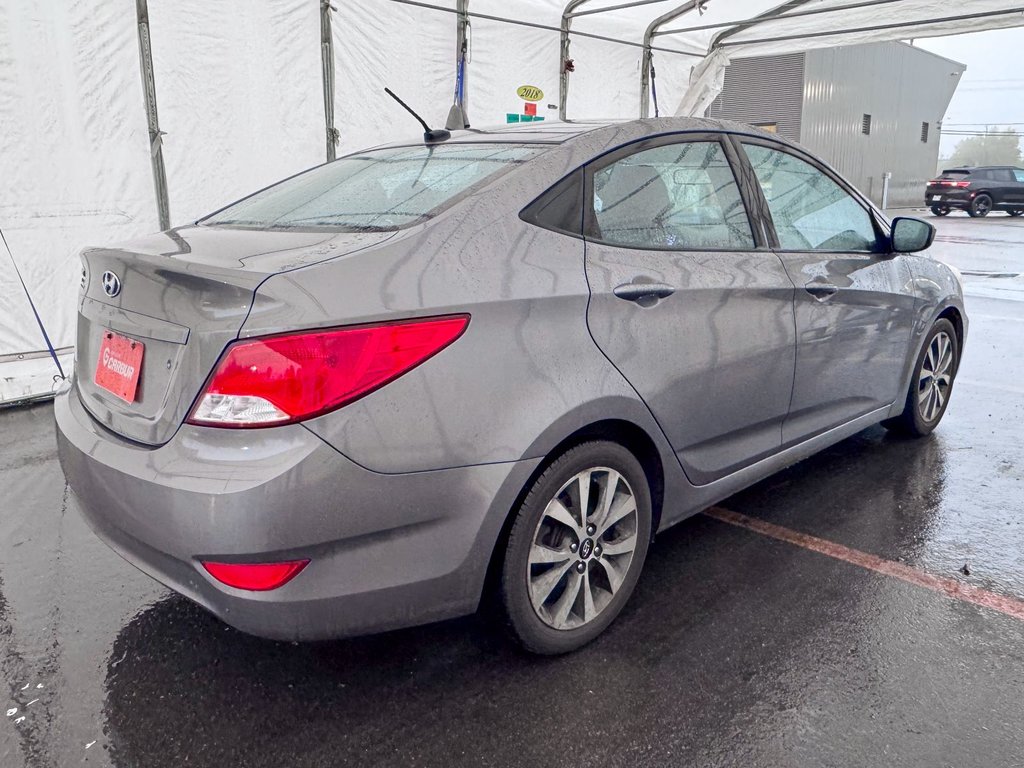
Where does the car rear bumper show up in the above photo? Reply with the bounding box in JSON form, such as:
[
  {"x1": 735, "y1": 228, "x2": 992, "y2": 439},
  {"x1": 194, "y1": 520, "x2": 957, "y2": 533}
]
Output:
[
  {"x1": 925, "y1": 190, "x2": 971, "y2": 208},
  {"x1": 55, "y1": 381, "x2": 540, "y2": 641}
]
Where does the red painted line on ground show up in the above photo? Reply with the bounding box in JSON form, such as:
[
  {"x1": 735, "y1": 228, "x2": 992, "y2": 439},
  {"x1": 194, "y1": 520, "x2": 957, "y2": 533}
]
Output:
[{"x1": 704, "y1": 506, "x2": 1024, "y2": 623}]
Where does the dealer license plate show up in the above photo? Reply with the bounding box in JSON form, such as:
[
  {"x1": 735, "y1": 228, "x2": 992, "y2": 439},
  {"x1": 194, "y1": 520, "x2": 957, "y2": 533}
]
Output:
[{"x1": 95, "y1": 330, "x2": 144, "y2": 403}]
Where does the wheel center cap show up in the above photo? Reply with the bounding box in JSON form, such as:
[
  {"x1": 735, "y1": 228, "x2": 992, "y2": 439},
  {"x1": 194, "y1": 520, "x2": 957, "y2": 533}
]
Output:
[{"x1": 579, "y1": 538, "x2": 594, "y2": 560}]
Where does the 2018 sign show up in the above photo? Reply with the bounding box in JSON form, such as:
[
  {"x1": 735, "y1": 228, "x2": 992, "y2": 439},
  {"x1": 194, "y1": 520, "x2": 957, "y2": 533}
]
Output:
[{"x1": 516, "y1": 85, "x2": 544, "y2": 102}]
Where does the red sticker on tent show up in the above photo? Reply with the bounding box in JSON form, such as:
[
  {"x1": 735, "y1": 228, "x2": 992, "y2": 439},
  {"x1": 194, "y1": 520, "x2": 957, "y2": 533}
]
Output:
[{"x1": 524, "y1": 102, "x2": 537, "y2": 116}]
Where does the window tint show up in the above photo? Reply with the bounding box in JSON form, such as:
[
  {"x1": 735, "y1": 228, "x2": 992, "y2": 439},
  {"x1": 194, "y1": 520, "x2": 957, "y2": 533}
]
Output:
[
  {"x1": 743, "y1": 144, "x2": 881, "y2": 252},
  {"x1": 203, "y1": 145, "x2": 541, "y2": 231},
  {"x1": 992, "y1": 168, "x2": 1015, "y2": 182},
  {"x1": 590, "y1": 141, "x2": 754, "y2": 250},
  {"x1": 1014, "y1": 170, "x2": 1024, "y2": 183}
]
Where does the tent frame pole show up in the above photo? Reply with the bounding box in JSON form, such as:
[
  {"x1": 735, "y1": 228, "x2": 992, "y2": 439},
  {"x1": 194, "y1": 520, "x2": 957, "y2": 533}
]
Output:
[
  {"x1": 135, "y1": 0, "x2": 170, "y2": 231},
  {"x1": 321, "y1": 1, "x2": 338, "y2": 161},
  {"x1": 640, "y1": 0, "x2": 706, "y2": 118},
  {"x1": 559, "y1": 0, "x2": 591, "y2": 121}
]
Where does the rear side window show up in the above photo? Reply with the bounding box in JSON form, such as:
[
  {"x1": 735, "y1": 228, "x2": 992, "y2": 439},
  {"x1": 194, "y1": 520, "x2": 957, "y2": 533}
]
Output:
[
  {"x1": 202, "y1": 145, "x2": 542, "y2": 231},
  {"x1": 991, "y1": 168, "x2": 1015, "y2": 182},
  {"x1": 743, "y1": 143, "x2": 881, "y2": 253},
  {"x1": 588, "y1": 141, "x2": 754, "y2": 250}
]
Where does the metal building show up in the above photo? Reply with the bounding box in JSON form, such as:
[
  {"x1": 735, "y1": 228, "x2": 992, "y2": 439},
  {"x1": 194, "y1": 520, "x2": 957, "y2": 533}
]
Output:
[{"x1": 707, "y1": 41, "x2": 965, "y2": 208}]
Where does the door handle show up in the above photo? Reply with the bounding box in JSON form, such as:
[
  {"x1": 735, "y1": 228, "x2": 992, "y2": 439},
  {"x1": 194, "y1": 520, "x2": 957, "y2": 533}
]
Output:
[
  {"x1": 613, "y1": 282, "x2": 676, "y2": 303},
  {"x1": 804, "y1": 283, "x2": 839, "y2": 301}
]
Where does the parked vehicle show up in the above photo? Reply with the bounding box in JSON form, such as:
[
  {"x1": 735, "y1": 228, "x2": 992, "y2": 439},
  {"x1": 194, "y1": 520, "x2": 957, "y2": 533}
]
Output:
[
  {"x1": 56, "y1": 118, "x2": 966, "y2": 654},
  {"x1": 926, "y1": 166, "x2": 1024, "y2": 217}
]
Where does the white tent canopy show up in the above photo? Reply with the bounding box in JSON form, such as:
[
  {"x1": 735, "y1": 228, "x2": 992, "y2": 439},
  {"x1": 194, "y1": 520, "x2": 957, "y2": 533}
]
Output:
[{"x1": 2, "y1": 0, "x2": 1022, "y2": 403}]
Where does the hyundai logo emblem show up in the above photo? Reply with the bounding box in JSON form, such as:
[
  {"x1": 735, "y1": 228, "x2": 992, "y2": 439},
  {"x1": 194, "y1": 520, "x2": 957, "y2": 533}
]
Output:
[{"x1": 101, "y1": 270, "x2": 121, "y2": 298}]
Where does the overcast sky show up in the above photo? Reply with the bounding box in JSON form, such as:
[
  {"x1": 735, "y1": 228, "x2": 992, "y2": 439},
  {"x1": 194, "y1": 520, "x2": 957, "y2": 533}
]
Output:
[{"x1": 918, "y1": 28, "x2": 1024, "y2": 158}]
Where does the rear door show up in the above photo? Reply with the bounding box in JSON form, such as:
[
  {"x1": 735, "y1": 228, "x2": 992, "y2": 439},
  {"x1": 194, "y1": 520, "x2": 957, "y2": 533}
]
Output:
[
  {"x1": 583, "y1": 134, "x2": 797, "y2": 486},
  {"x1": 737, "y1": 138, "x2": 916, "y2": 445}
]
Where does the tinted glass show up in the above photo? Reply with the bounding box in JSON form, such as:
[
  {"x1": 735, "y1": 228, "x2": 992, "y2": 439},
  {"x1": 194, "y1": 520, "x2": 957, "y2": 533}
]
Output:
[
  {"x1": 743, "y1": 144, "x2": 881, "y2": 252},
  {"x1": 992, "y1": 168, "x2": 1015, "y2": 182},
  {"x1": 590, "y1": 141, "x2": 754, "y2": 250},
  {"x1": 203, "y1": 145, "x2": 541, "y2": 231}
]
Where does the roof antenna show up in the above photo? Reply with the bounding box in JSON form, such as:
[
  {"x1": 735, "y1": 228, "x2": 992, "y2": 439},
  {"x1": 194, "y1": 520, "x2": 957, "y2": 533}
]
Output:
[{"x1": 384, "y1": 88, "x2": 451, "y2": 144}]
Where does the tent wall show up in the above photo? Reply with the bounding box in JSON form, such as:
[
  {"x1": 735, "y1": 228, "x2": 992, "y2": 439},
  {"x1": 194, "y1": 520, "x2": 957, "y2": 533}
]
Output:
[
  {"x1": 147, "y1": 1, "x2": 324, "y2": 226},
  {"x1": 0, "y1": 1, "x2": 156, "y2": 402},
  {"x1": 2, "y1": 0, "x2": 1024, "y2": 404}
]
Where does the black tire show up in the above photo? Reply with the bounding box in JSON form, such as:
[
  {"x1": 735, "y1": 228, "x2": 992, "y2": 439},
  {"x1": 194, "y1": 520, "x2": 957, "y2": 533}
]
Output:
[
  {"x1": 1009, "y1": 210, "x2": 1023, "y2": 217},
  {"x1": 882, "y1": 319, "x2": 959, "y2": 437},
  {"x1": 967, "y1": 194, "x2": 992, "y2": 218},
  {"x1": 930, "y1": 205, "x2": 951, "y2": 217},
  {"x1": 498, "y1": 440, "x2": 652, "y2": 655}
]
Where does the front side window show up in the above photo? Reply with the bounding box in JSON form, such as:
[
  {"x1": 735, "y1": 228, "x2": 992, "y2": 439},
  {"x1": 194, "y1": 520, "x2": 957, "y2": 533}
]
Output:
[
  {"x1": 590, "y1": 141, "x2": 754, "y2": 250},
  {"x1": 1014, "y1": 170, "x2": 1024, "y2": 183},
  {"x1": 202, "y1": 144, "x2": 542, "y2": 231},
  {"x1": 743, "y1": 144, "x2": 882, "y2": 253}
]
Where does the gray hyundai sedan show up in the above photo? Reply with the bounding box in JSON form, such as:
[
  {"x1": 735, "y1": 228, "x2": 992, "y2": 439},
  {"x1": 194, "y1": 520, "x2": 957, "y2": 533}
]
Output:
[{"x1": 56, "y1": 117, "x2": 966, "y2": 654}]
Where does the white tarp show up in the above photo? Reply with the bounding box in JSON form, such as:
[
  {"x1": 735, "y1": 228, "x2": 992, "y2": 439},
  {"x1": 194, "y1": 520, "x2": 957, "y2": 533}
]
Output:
[{"x1": 2, "y1": 0, "x2": 1024, "y2": 403}]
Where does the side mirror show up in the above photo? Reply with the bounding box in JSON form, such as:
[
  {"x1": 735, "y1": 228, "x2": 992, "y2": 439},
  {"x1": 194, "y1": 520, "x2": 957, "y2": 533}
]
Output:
[{"x1": 890, "y1": 217, "x2": 935, "y2": 253}]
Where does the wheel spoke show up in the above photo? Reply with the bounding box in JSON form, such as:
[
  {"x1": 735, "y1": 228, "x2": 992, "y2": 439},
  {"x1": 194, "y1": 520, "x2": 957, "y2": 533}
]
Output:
[
  {"x1": 543, "y1": 498, "x2": 581, "y2": 535},
  {"x1": 529, "y1": 544, "x2": 571, "y2": 566},
  {"x1": 599, "y1": 535, "x2": 637, "y2": 557},
  {"x1": 581, "y1": 570, "x2": 596, "y2": 623},
  {"x1": 530, "y1": 560, "x2": 573, "y2": 606},
  {"x1": 598, "y1": 496, "x2": 637, "y2": 537},
  {"x1": 577, "y1": 473, "x2": 592, "y2": 528},
  {"x1": 551, "y1": 570, "x2": 582, "y2": 627},
  {"x1": 595, "y1": 557, "x2": 624, "y2": 594},
  {"x1": 595, "y1": 470, "x2": 620, "y2": 531}
]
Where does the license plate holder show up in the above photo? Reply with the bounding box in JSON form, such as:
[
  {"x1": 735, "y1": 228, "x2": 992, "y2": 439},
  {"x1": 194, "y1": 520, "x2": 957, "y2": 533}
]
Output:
[{"x1": 95, "y1": 330, "x2": 145, "y2": 403}]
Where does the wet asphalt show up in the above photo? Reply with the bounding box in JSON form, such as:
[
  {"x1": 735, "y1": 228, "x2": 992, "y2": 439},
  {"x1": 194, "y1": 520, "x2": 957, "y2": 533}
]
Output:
[{"x1": 2, "y1": 211, "x2": 1023, "y2": 767}]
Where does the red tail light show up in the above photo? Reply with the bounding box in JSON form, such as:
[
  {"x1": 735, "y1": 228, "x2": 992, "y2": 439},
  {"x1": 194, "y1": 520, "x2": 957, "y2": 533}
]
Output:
[
  {"x1": 203, "y1": 560, "x2": 309, "y2": 591},
  {"x1": 930, "y1": 179, "x2": 971, "y2": 188},
  {"x1": 187, "y1": 315, "x2": 469, "y2": 427}
]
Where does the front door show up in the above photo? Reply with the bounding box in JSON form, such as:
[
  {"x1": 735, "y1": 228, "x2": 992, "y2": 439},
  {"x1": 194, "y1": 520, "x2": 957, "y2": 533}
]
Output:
[
  {"x1": 739, "y1": 140, "x2": 917, "y2": 445},
  {"x1": 583, "y1": 135, "x2": 797, "y2": 486}
]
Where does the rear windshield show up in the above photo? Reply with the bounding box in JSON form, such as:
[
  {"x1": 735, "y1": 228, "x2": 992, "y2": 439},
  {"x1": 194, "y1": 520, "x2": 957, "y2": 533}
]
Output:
[
  {"x1": 938, "y1": 170, "x2": 971, "y2": 179},
  {"x1": 202, "y1": 144, "x2": 543, "y2": 231}
]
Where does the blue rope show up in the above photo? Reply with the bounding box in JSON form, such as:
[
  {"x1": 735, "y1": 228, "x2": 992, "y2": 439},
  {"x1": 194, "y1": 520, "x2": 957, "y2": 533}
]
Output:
[{"x1": 0, "y1": 223, "x2": 67, "y2": 381}]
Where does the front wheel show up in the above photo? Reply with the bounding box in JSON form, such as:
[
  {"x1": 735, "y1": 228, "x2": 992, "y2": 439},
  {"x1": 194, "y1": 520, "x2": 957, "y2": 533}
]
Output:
[
  {"x1": 930, "y1": 205, "x2": 951, "y2": 217},
  {"x1": 883, "y1": 319, "x2": 959, "y2": 437},
  {"x1": 968, "y1": 194, "x2": 992, "y2": 217},
  {"x1": 498, "y1": 441, "x2": 652, "y2": 654}
]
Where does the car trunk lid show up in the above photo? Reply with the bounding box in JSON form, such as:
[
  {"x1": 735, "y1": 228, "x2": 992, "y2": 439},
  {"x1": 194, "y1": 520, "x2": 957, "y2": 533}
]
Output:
[{"x1": 75, "y1": 225, "x2": 394, "y2": 445}]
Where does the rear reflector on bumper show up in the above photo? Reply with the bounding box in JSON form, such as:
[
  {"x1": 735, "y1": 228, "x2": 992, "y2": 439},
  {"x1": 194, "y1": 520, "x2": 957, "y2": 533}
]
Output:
[
  {"x1": 202, "y1": 560, "x2": 309, "y2": 591},
  {"x1": 187, "y1": 315, "x2": 469, "y2": 427}
]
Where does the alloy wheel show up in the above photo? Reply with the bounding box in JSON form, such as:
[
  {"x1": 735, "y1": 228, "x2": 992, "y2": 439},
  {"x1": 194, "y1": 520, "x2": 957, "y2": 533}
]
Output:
[
  {"x1": 526, "y1": 467, "x2": 639, "y2": 631},
  {"x1": 918, "y1": 330, "x2": 954, "y2": 422}
]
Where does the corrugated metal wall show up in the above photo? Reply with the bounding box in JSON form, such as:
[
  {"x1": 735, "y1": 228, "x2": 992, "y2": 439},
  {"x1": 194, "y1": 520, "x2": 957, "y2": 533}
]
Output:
[
  {"x1": 801, "y1": 42, "x2": 963, "y2": 207},
  {"x1": 707, "y1": 42, "x2": 964, "y2": 208},
  {"x1": 707, "y1": 53, "x2": 805, "y2": 141}
]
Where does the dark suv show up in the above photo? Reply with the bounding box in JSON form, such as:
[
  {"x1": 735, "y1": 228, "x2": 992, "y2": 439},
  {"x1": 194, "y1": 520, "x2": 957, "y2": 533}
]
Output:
[{"x1": 926, "y1": 166, "x2": 1024, "y2": 217}]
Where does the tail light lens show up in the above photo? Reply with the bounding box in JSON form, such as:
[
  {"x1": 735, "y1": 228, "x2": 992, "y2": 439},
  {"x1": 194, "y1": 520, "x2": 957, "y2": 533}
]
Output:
[
  {"x1": 930, "y1": 179, "x2": 971, "y2": 188},
  {"x1": 202, "y1": 560, "x2": 309, "y2": 591},
  {"x1": 187, "y1": 315, "x2": 469, "y2": 427}
]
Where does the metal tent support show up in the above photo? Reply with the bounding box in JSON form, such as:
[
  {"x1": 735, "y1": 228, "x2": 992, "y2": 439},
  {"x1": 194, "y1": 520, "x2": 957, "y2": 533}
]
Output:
[
  {"x1": 446, "y1": 0, "x2": 471, "y2": 130},
  {"x1": 321, "y1": 1, "x2": 339, "y2": 161},
  {"x1": 640, "y1": 1, "x2": 706, "y2": 118},
  {"x1": 558, "y1": 0, "x2": 591, "y2": 121},
  {"x1": 135, "y1": 0, "x2": 170, "y2": 231}
]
